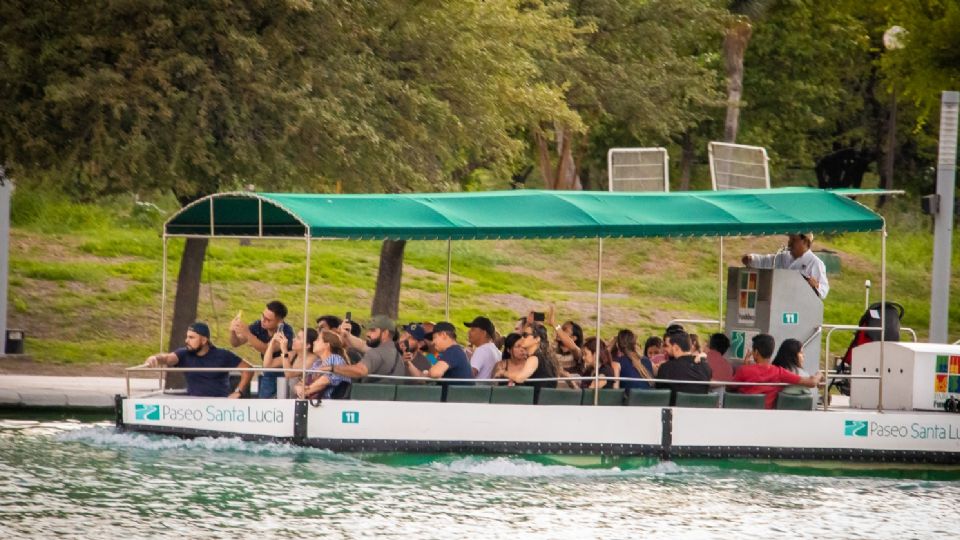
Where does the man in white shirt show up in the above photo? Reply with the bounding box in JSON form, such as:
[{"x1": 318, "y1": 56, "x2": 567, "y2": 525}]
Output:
[
  {"x1": 464, "y1": 316, "x2": 500, "y2": 384},
  {"x1": 742, "y1": 233, "x2": 830, "y2": 299}
]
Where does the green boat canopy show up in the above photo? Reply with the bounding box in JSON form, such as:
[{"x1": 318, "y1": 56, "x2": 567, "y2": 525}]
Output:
[{"x1": 164, "y1": 188, "x2": 883, "y2": 240}]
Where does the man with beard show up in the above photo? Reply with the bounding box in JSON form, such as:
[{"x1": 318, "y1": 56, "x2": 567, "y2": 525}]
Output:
[
  {"x1": 145, "y1": 322, "x2": 253, "y2": 398},
  {"x1": 327, "y1": 315, "x2": 407, "y2": 383}
]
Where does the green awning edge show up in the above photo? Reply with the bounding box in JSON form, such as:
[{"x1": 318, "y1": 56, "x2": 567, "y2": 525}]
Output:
[{"x1": 164, "y1": 188, "x2": 884, "y2": 241}]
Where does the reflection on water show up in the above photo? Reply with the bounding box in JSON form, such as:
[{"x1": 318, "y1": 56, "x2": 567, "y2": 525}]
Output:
[{"x1": 1, "y1": 418, "x2": 958, "y2": 539}]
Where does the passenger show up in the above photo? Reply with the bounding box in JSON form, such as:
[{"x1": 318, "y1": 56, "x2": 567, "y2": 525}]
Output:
[
  {"x1": 492, "y1": 333, "x2": 528, "y2": 385},
  {"x1": 650, "y1": 324, "x2": 684, "y2": 371},
  {"x1": 655, "y1": 330, "x2": 713, "y2": 405},
  {"x1": 690, "y1": 333, "x2": 704, "y2": 357},
  {"x1": 705, "y1": 332, "x2": 734, "y2": 390},
  {"x1": 424, "y1": 322, "x2": 474, "y2": 386},
  {"x1": 145, "y1": 322, "x2": 253, "y2": 398},
  {"x1": 326, "y1": 315, "x2": 407, "y2": 383},
  {"x1": 315, "y1": 315, "x2": 342, "y2": 332},
  {"x1": 399, "y1": 323, "x2": 432, "y2": 372},
  {"x1": 296, "y1": 330, "x2": 350, "y2": 399},
  {"x1": 642, "y1": 336, "x2": 662, "y2": 360},
  {"x1": 772, "y1": 338, "x2": 816, "y2": 401},
  {"x1": 547, "y1": 309, "x2": 584, "y2": 388},
  {"x1": 264, "y1": 327, "x2": 318, "y2": 397},
  {"x1": 510, "y1": 323, "x2": 559, "y2": 398},
  {"x1": 742, "y1": 233, "x2": 829, "y2": 299},
  {"x1": 611, "y1": 329, "x2": 655, "y2": 390},
  {"x1": 579, "y1": 336, "x2": 619, "y2": 389},
  {"x1": 733, "y1": 334, "x2": 822, "y2": 409},
  {"x1": 229, "y1": 300, "x2": 294, "y2": 398},
  {"x1": 464, "y1": 316, "x2": 500, "y2": 384}
]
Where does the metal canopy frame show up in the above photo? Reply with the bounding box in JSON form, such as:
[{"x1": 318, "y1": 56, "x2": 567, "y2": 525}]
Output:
[{"x1": 157, "y1": 189, "x2": 889, "y2": 409}]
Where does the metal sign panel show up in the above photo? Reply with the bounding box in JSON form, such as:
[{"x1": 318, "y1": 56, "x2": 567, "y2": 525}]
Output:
[
  {"x1": 607, "y1": 148, "x2": 669, "y2": 192},
  {"x1": 307, "y1": 400, "x2": 663, "y2": 445},
  {"x1": 672, "y1": 408, "x2": 960, "y2": 452},
  {"x1": 709, "y1": 142, "x2": 770, "y2": 190},
  {"x1": 123, "y1": 398, "x2": 296, "y2": 437}
]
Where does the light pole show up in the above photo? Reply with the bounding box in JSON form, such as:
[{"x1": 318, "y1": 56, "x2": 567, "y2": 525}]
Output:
[{"x1": 881, "y1": 26, "x2": 906, "y2": 197}]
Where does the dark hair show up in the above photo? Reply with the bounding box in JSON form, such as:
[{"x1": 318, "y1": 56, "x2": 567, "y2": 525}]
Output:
[
  {"x1": 304, "y1": 328, "x2": 319, "y2": 350},
  {"x1": 525, "y1": 323, "x2": 558, "y2": 377},
  {"x1": 564, "y1": 321, "x2": 584, "y2": 348},
  {"x1": 752, "y1": 334, "x2": 776, "y2": 360},
  {"x1": 266, "y1": 300, "x2": 288, "y2": 320},
  {"x1": 773, "y1": 338, "x2": 803, "y2": 371},
  {"x1": 690, "y1": 333, "x2": 701, "y2": 353},
  {"x1": 348, "y1": 320, "x2": 362, "y2": 338},
  {"x1": 316, "y1": 315, "x2": 342, "y2": 329},
  {"x1": 582, "y1": 336, "x2": 612, "y2": 367},
  {"x1": 670, "y1": 330, "x2": 692, "y2": 352},
  {"x1": 643, "y1": 336, "x2": 662, "y2": 358},
  {"x1": 708, "y1": 333, "x2": 731, "y2": 355},
  {"x1": 665, "y1": 323, "x2": 684, "y2": 336},
  {"x1": 502, "y1": 333, "x2": 523, "y2": 360}
]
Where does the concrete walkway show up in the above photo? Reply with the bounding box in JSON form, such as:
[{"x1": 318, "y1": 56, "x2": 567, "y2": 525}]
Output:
[{"x1": 0, "y1": 375, "x2": 161, "y2": 409}]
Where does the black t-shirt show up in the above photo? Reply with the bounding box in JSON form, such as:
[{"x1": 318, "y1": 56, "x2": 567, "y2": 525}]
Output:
[
  {"x1": 655, "y1": 354, "x2": 712, "y2": 404},
  {"x1": 174, "y1": 345, "x2": 245, "y2": 397}
]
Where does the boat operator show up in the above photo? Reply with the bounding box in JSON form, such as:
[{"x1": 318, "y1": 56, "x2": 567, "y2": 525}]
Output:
[
  {"x1": 144, "y1": 322, "x2": 253, "y2": 398},
  {"x1": 741, "y1": 233, "x2": 829, "y2": 299}
]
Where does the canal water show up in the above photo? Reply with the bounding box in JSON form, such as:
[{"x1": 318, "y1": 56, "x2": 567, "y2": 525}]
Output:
[{"x1": 2, "y1": 413, "x2": 959, "y2": 539}]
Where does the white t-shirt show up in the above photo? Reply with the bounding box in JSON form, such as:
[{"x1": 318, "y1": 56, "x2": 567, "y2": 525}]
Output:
[
  {"x1": 748, "y1": 249, "x2": 829, "y2": 299},
  {"x1": 470, "y1": 342, "x2": 500, "y2": 383}
]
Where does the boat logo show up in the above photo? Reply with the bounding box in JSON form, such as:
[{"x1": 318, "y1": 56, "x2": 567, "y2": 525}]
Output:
[
  {"x1": 844, "y1": 420, "x2": 868, "y2": 437},
  {"x1": 135, "y1": 404, "x2": 160, "y2": 421},
  {"x1": 342, "y1": 411, "x2": 360, "y2": 424}
]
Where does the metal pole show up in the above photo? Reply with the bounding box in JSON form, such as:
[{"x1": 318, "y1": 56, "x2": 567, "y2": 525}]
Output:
[
  {"x1": 878, "y1": 221, "x2": 887, "y2": 412},
  {"x1": 160, "y1": 236, "x2": 168, "y2": 393},
  {"x1": 593, "y1": 237, "x2": 603, "y2": 405},
  {"x1": 0, "y1": 173, "x2": 11, "y2": 356},
  {"x1": 864, "y1": 280, "x2": 871, "y2": 311},
  {"x1": 930, "y1": 91, "x2": 958, "y2": 343},
  {"x1": 303, "y1": 237, "x2": 312, "y2": 387},
  {"x1": 445, "y1": 239, "x2": 452, "y2": 320},
  {"x1": 718, "y1": 237, "x2": 724, "y2": 328}
]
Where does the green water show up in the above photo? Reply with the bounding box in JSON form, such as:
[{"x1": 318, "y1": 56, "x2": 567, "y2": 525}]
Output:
[{"x1": 2, "y1": 413, "x2": 959, "y2": 539}]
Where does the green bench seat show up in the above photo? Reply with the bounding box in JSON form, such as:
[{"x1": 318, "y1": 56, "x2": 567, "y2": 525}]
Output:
[{"x1": 350, "y1": 383, "x2": 396, "y2": 401}]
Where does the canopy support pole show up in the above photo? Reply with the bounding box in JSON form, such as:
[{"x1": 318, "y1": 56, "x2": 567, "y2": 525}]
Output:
[
  {"x1": 445, "y1": 240, "x2": 452, "y2": 320},
  {"x1": 718, "y1": 237, "x2": 725, "y2": 328},
  {"x1": 877, "y1": 221, "x2": 887, "y2": 413},
  {"x1": 593, "y1": 237, "x2": 603, "y2": 405},
  {"x1": 303, "y1": 237, "x2": 312, "y2": 386},
  {"x1": 159, "y1": 235, "x2": 168, "y2": 393}
]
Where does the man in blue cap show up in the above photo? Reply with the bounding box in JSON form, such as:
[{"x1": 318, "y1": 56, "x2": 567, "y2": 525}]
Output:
[{"x1": 145, "y1": 322, "x2": 253, "y2": 398}]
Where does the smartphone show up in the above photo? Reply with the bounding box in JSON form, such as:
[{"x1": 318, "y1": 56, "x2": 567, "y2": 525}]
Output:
[
  {"x1": 345, "y1": 311, "x2": 352, "y2": 321},
  {"x1": 533, "y1": 311, "x2": 545, "y2": 322}
]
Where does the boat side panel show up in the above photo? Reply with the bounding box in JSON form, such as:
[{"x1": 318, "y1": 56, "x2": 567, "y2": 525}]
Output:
[
  {"x1": 122, "y1": 398, "x2": 296, "y2": 438},
  {"x1": 305, "y1": 400, "x2": 663, "y2": 445},
  {"x1": 672, "y1": 408, "x2": 960, "y2": 453}
]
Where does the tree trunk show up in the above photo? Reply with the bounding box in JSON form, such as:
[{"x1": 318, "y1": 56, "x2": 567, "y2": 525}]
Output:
[
  {"x1": 165, "y1": 237, "x2": 209, "y2": 389},
  {"x1": 722, "y1": 20, "x2": 753, "y2": 143},
  {"x1": 534, "y1": 128, "x2": 555, "y2": 189},
  {"x1": 554, "y1": 127, "x2": 582, "y2": 191},
  {"x1": 679, "y1": 130, "x2": 695, "y2": 191},
  {"x1": 370, "y1": 239, "x2": 406, "y2": 319}
]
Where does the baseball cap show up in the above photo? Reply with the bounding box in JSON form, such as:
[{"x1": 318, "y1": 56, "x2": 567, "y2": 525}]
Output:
[
  {"x1": 188, "y1": 321, "x2": 211, "y2": 338},
  {"x1": 432, "y1": 321, "x2": 457, "y2": 338},
  {"x1": 402, "y1": 322, "x2": 427, "y2": 341},
  {"x1": 463, "y1": 316, "x2": 495, "y2": 338},
  {"x1": 367, "y1": 315, "x2": 396, "y2": 332}
]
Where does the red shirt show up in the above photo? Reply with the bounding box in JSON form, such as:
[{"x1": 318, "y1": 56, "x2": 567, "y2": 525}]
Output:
[
  {"x1": 732, "y1": 363, "x2": 802, "y2": 409},
  {"x1": 706, "y1": 350, "x2": 733, "y2": 382}
]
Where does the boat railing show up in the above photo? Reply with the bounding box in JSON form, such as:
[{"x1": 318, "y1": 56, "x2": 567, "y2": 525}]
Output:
[
  {"x1": 668, "y1": 318, "x2": 721, "y2": 329},
  {"x1": 125, "y1": 364, "x2": 882, "y2": 410}
]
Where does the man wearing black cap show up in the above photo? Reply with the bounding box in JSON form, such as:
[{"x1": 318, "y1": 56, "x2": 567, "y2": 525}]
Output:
[
  {"x1": 145, "y1": 322, "x2": 253, "y2": 398},
  {"x1": 464, "y1": 316, "x2": 498, "y2": 383},
  {"x1": 425, "y1": 322, "x2": 474, "y2": 387},
  {"x1": 399, "y1": 323, "x2": 432, "y2": 373}
]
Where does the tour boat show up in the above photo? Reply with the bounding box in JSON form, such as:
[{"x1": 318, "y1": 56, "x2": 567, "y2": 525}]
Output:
[{"x1": 117, "y1": 188, "x2": 960, "y2": 465}]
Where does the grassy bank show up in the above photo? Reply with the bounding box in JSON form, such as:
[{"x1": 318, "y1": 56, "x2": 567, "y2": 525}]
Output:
[{"x1": 8, "y1": 189, "x2": 960, "y2": 368}]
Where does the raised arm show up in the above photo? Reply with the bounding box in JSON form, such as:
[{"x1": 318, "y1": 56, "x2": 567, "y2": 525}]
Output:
[{"x1": 145, "y1": 352, "x2": 179, "y2": 367}]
